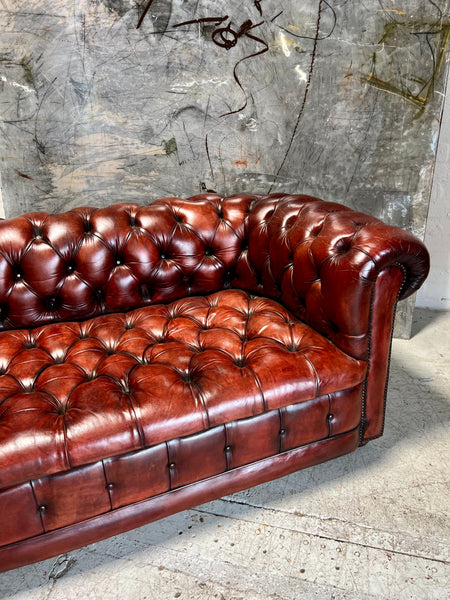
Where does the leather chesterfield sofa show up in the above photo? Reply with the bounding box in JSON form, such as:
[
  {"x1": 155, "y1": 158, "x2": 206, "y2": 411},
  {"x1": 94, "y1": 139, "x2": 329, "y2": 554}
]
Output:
[{"x1": 0, "y1": 193, "x2": 429, "y2": 572}]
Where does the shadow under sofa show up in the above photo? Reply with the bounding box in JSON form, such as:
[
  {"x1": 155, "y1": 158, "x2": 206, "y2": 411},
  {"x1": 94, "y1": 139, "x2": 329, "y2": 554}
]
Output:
[{"x1": 0, "y1": 193, "x2": 429, "y2": 572}]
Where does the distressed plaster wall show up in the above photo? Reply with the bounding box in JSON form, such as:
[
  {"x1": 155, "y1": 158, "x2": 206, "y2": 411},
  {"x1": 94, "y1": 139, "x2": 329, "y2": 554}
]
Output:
[
  {"x1": 1, "y1": 0, "x2": 449, "y2": 336},
  {"x1": 416, "y1": 78, "x2": 450, "y2": 311}
]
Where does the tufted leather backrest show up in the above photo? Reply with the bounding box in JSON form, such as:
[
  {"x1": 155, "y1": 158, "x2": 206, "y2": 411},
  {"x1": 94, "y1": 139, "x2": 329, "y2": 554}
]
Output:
[
  {"x1": 0, "y1": 193, "x2": 429, "y2": 360},
  {"x1": 234, "y1": 193, "x2": 428, "y2": 358},
  {"x1": 0, "y1": 194, "x2": 256, "y2": 331}
]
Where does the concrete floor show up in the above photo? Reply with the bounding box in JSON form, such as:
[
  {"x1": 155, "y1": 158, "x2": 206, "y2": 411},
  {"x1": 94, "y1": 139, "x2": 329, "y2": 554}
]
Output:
[{"x1": 0, "y1": 308, "x2": 449, "y2": 600}]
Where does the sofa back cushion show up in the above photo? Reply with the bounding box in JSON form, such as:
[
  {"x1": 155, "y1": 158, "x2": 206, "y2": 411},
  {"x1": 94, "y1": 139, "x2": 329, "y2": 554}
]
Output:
[{"x1": 0, "y1": 194, "x2": 256, "y2": 330}]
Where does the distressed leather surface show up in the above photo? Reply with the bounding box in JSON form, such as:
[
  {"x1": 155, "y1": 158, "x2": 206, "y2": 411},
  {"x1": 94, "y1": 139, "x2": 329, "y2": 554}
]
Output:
[
  {"x1": 0, "y1": 193, "x2": 429, "y2": 362},
  {"x1": 0, "y1": 193, "x2": 430, "y2": 571},
  {"x1": 0, "y1": 289, "x2": 366, "y2": 490}
]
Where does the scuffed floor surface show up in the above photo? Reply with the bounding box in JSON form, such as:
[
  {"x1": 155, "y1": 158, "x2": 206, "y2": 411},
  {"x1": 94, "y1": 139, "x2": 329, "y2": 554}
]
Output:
[{"x1": 0, "y1": 309, "x2": 448, "y2": 600}]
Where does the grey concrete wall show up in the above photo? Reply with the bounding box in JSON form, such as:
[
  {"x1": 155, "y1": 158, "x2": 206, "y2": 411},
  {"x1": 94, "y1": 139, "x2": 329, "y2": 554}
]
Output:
[
  {"x1": 1, "y1": 1, "x2": 449, "y2": 335},
  {"x1": 416, "y1": 78, "x2": 450, "y2": 311}
]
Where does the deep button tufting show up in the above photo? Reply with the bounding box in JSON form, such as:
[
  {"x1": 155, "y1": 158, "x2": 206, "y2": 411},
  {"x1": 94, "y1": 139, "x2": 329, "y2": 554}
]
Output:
[
  {"x1": 336, "y1": 239, "x2": 352, "y2": 254},
  {"x1": 0, "y1": 193, "x2": 431, "y2": 529},
  {"x1": 140, "y1": 284, "x2": 153, "y2": 303},
  {"x1": 46, "y1": 297, "x2": 58, "y2": 311},
  {"x1": 223, "y1": 271, "x2": 234, "y2": 288},
  {"x1": 66, "y1": 263, "x2": 75, "y2": 275},
  {"x1": 55, "y1": 403, "x2": 67, "y2": 416},
  {"x1": 327, "y1": 414, "x2": 334, "y2": 422},
  {"x1": 204, "y1": 247, "x2": 214, "y2": 257},
  {"x1": 115, "y1": 258, "x2": 124, "y2": 266},
  {"x1": 234, "y1": 357, "x2": 247, "y2": 368},
  {"x1": 0, "y1": 288, "x2": 368, "y2": 491},
  {"x1": 119, "y1": 383, "x2": 131, "y2": 394},
  {"x1": 179, "y1": 371, "x2": 192, "y2": 383},
  {"x1": 14, "y1": 270, "x2": 23, "y2": 281}
]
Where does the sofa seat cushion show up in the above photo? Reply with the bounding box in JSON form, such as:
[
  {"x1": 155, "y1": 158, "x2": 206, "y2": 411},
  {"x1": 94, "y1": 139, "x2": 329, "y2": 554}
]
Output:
[{"x1": 0, "y1": 289, "x2": 366, "y2": 490}]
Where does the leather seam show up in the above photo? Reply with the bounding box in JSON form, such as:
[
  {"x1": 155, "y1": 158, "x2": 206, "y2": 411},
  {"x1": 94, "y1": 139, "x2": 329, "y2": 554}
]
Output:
[{"x1": 359, "y1": 263, "x2": 406, "y2": 445}]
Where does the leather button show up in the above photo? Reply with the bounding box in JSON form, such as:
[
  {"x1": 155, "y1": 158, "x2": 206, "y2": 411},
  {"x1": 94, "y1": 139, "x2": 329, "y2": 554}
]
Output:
[
  {"x1": 224, "y1": 445, "x2": 232, "y2": 452},
  {"x1": 106, "y1": 483, "x2": 115, "y2": 491},
  {"x1": 327, "y1": 414, "x2": 334, "y2": 422},
  {"x1": 37, "y1": 505, "x2": 47, "y2": 514},
  {"x1": 169, "y1": 463, "x2": 176, "y2": 469},
  {"x1": 279, "y1": 429, "x2": 286, "y2": 436},
  {"x1": 47, "y1": 297, "x2": 58, "y2": 310}
]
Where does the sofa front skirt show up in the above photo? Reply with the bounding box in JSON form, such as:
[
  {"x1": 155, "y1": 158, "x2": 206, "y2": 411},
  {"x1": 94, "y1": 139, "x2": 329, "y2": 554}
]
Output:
[{"x1": 0, "y1": 387, "x2": 362, "y2": 572}]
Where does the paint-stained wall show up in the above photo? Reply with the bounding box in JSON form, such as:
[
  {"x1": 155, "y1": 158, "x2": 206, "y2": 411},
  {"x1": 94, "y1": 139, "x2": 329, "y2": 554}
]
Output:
[{"x1": 1, "y1": 1, "x2": 449, "y2": 335}]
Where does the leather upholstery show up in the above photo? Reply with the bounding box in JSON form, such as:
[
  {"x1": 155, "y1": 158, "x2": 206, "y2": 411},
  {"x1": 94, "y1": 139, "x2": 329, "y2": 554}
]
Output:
[
  {"x1": 0, "y1": 289, "x2": 366, "y2": 490},
  {"x1": 0, "y1": 193, "x2": 429, "y2": 572},
  {"x1": 0, "y1": 429, "x2": 360, "y2": 571},
  {"x1": 1, "y1": 393, "x2": 362, "y2": 548},
  {"x1": 0, "y1": 193, "x2": 429, "y2": 361}
]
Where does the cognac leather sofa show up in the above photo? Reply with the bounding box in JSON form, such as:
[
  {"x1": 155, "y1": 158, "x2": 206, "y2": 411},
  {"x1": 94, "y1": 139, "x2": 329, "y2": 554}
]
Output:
[{"x1": 0, "y1": 193, "x2": 429, "y2": 572}]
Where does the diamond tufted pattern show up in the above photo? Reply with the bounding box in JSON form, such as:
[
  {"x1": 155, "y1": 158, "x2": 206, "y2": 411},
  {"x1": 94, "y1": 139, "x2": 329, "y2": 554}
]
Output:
[
  {"x1": 0, "y1": 289, "x2": 366, "y2": 489},
  {"x1": 0, "y1": 194, "x2": 429, "y2": 362},
  {"x1": 0, "y1": 193, "x2": 430, "y2": 572},
  {"x1": 0, "y1": 194, "x2": 253, "y2": 330}
]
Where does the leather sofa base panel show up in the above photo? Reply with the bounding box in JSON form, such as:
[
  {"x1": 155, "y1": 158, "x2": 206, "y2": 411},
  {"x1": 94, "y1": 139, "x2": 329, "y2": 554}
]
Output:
[{"x1": 0, "y1": 427, "x2": 359, "y2": 573}]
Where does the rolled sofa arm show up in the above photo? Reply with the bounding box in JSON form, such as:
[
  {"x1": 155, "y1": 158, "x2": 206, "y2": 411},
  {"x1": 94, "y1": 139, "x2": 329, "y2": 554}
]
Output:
[
  {"x1": 235, "y1": 194, "x2": 429, "y2": 359},
  {"x1": 232, "y1": 194, "x2": 430, "y2": 443}
]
